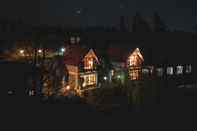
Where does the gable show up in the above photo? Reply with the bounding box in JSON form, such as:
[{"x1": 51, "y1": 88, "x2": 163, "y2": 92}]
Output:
[
  {"x1": 127, "y1": 48, "x2": 144, "y2": 66},
  {"x1": 129, "y1": 48, "x2": 144, "y2": 61},
  {"x1": 83, "y1": 49, "x2": 99, "y2": 64}
]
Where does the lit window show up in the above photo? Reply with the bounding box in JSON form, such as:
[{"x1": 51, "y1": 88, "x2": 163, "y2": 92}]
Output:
[
  {"x1": 128, "y1": 54, "x2": 138, "y2": 66},
  {"x1": 177, "y1": 66, "x2": 183, "y2": 75},
  {"x1": 84, "y1": 57, "x2": 94, "y2": 70},
  {"x1": 82, "y1": 74, "x2": 96, "y2": 87},
  {"x1": 186, "y1": 65, "x2": 192, "y2": 73},
  {"x1": 167, "y1": 67, "x2": 173, "y2": 75},
  {"x1": 129, "y1": 67, "x2": 140, "y2": 80},
  {"x1": 156, "y1": 68, "x2": 163, "y2": 76},
  {"x1": 111, "y1": 70, "x2": 114, "y2": 76}
]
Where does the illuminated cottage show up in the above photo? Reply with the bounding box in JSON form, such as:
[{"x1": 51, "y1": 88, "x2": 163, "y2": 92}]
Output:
[
  {"x1": 108, "y1": 46, "x2": 144, "y2": 83},
  {"x1": 64, "y1": 46, "x2": 99, "y2": 95}
]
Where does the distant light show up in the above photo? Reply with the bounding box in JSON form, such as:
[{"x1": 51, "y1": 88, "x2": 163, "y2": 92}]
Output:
[
  {"x1": 88, "y1": 60, "x2": 93, "y2": 65},
  {"x1": 117, "y1": 75, "x2": 121, "y2": 79},
  {"x1": 38, "y1": 49, "x2": 42, "y2": 53},
  {"x1": 61, "y1": 48, "x2": 65, "y2": 53},
  {"x1": 104, "y1": 76, "x2": 108, "y2": 80},
  {"x1": 66, "y1": 85, "x2": 70, "y2": 90},
  {"x1": 82, "y1": 83, "x2": 86, "y2": 87},
  {"x1": 19, "y1": 50, "x2": 24, "y2": 54},
  {"x1": 110, "y1": 70, "x2": 115, "y2": 77},
  {"x1": 8, "y1": 91, "x2": 13, "y2": 95}
]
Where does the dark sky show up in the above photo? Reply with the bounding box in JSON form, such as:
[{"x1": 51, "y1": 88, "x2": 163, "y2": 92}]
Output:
[{"x1": 0, "y1": 0, "x2": 197, "y2": 31}]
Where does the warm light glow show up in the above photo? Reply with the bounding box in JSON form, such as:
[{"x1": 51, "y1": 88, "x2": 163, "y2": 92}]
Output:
[
  {"x1": 128, "y1": 67, "x2": 140, "y2": 80},
  {"x1": 82, "y1": 83, "x2": 86, "y2": 87},
  {"x1": 84, "y1": 58, "x2": 94, "y2": 69},
  {"x1": 38, "y1": 49, "x2": 42, "y2": 53},
  {"x1": 19, "y1": 49, "x2": 24, "y2": 54},
  {"x1": 111, "y1": 70, "x2": 114, "y2": 76},
  {"x1": 128, "y1": 48, "x2": 144, "y2": 67},
  {"x1": 66, "y1": 85, "x2": 70, "y2": 90},
  {"x1": 82, "y1": 74, "x2": 96, "y2": 87}
]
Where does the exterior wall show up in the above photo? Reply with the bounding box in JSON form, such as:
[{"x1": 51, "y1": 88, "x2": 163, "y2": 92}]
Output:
[
  {"x1": 66, "y1": 65, "x2": 79, "y2": 90},
  {"x1": 79, "y1": 71, "x2": 98, "y2": 90}
]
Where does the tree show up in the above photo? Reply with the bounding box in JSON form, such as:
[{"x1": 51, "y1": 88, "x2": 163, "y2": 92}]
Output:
[
  {"x1": 119, "y1": 15, "x2": 127, "y2": 32},
  {"x1": 132, "y1": 12, "x2": 151, "y2": 34},
  {"x1": 42, "y1": 56, "x2": 67, "y2": 97},
  {"x1": 152, "y1": 12, "x2": 168, "y2": 32}
]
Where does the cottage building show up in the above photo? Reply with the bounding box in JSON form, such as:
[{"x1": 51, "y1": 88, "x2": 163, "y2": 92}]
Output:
[
  {"x1": 108, "y1": 45, "x2": 144, "y2": 83},
  {"x1": 64, "y1": 46, "x2": 99, "y2": 95}
]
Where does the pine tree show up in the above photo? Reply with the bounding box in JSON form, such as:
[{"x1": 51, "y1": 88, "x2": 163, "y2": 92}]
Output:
[{"x1": 152, "y1": 12, "x2": 168, "y2": 32}]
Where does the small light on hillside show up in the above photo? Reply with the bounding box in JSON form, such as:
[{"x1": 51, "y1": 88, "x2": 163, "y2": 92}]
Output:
[
  {"x1": 104, "y1": 76, "x2": 108, "y2": 80},
  {"x1": 38, "y1": 49, "x2": 42, "y2": 53}
]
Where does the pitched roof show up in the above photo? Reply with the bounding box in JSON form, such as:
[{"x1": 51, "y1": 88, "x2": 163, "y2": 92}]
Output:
[
  {"x1": 108, "y1": 45, "x2": 144, "y2": 63},
  {"x1": 64, "y1": 46, "x2": 99, "y2": 66}
]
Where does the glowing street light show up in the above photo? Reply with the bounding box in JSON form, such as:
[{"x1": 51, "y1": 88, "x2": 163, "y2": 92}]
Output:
[
  {"x1": 38, "y1": 49, "x2": 42, "y2": 53},
  {"x1": 104, "y1": 76, "x2": 108, "y2": 80},
  {"x1": 61, "y1": 48, "x2": 65, "y2": 53},
  {"x1": 117, "y1": 75, "x2": 121, "y2": 79}
]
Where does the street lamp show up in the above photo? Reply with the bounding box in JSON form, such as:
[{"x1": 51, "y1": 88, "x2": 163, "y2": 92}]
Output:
[
  {"x1": 61, "y1": 48, "x2": 65, "y2": 53},
  {"x1": 104, "y1": 76, "x2": 108, "y2": 80},
  {"x1": 38, "y1": 49, "x2": 42, "y2": 54}
]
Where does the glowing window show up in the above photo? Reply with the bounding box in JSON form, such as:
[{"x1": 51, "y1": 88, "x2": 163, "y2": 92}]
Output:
[
  {"x1": 129, "y1": 68, "x2": 140, "y2": 80},
  {"x1": 84, "y1": 57, "x2": 94, "y2": 70},
  {"x1": 128, "y1": 54, "x2": 138, "y2": 66},
  {"x1": 177, "y1": 66, "x2": 183, "y2": 75},
  {"x1": 82, "y1": 74, "x2": 96, "y2": 87},
  {"x1": 186, "y1": 65, "x2": 192, "y2": 73},
  {"x1": 167, "y1": 67, "x2": 173, "y2": 75},
  {"x1": 111, "y1": 70, "x2": 114, "y2": 76}
]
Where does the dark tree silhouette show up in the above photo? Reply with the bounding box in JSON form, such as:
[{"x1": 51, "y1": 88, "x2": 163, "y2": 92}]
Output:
[
  {"x1": 132, "y1": 12, "x2": 151, "y2": 34},
  {"x1": 119, "y1": 15, "x2": 127, "y2": 32},
  {"x1": 152, "y1": 12, "x2": 168, "y2": 32}
]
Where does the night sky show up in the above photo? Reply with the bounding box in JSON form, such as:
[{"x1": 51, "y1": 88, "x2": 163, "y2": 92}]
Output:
[{"x1": 0, "y1": 0, "x2": 197, "y2": 31}]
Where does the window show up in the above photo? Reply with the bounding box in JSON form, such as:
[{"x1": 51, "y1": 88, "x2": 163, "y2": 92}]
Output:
[
  {"x1": 111, "y1": 70, "x2": 114, "y2": 76},
  {"x1": 82, "y1": 74, "x2": 96, "y2": 87},
  {"x1": 128, "y1": 53, "x2": 138, "y2": 66},
  {"x1": 84, "y1": 57, "x2": 94, "y2": 70},
  {"x1": 186, "y1": 65, "x2": 192, "y2": 73},
  {"x1": 177, "y1": 66, "x2": 183, "y2": 75},
  {"x1": 129, "y1": 67, "x2": 140, "y2": 80},
  {"x1": 167, "y1": 67, "x2": 173, "y2": 75}
]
